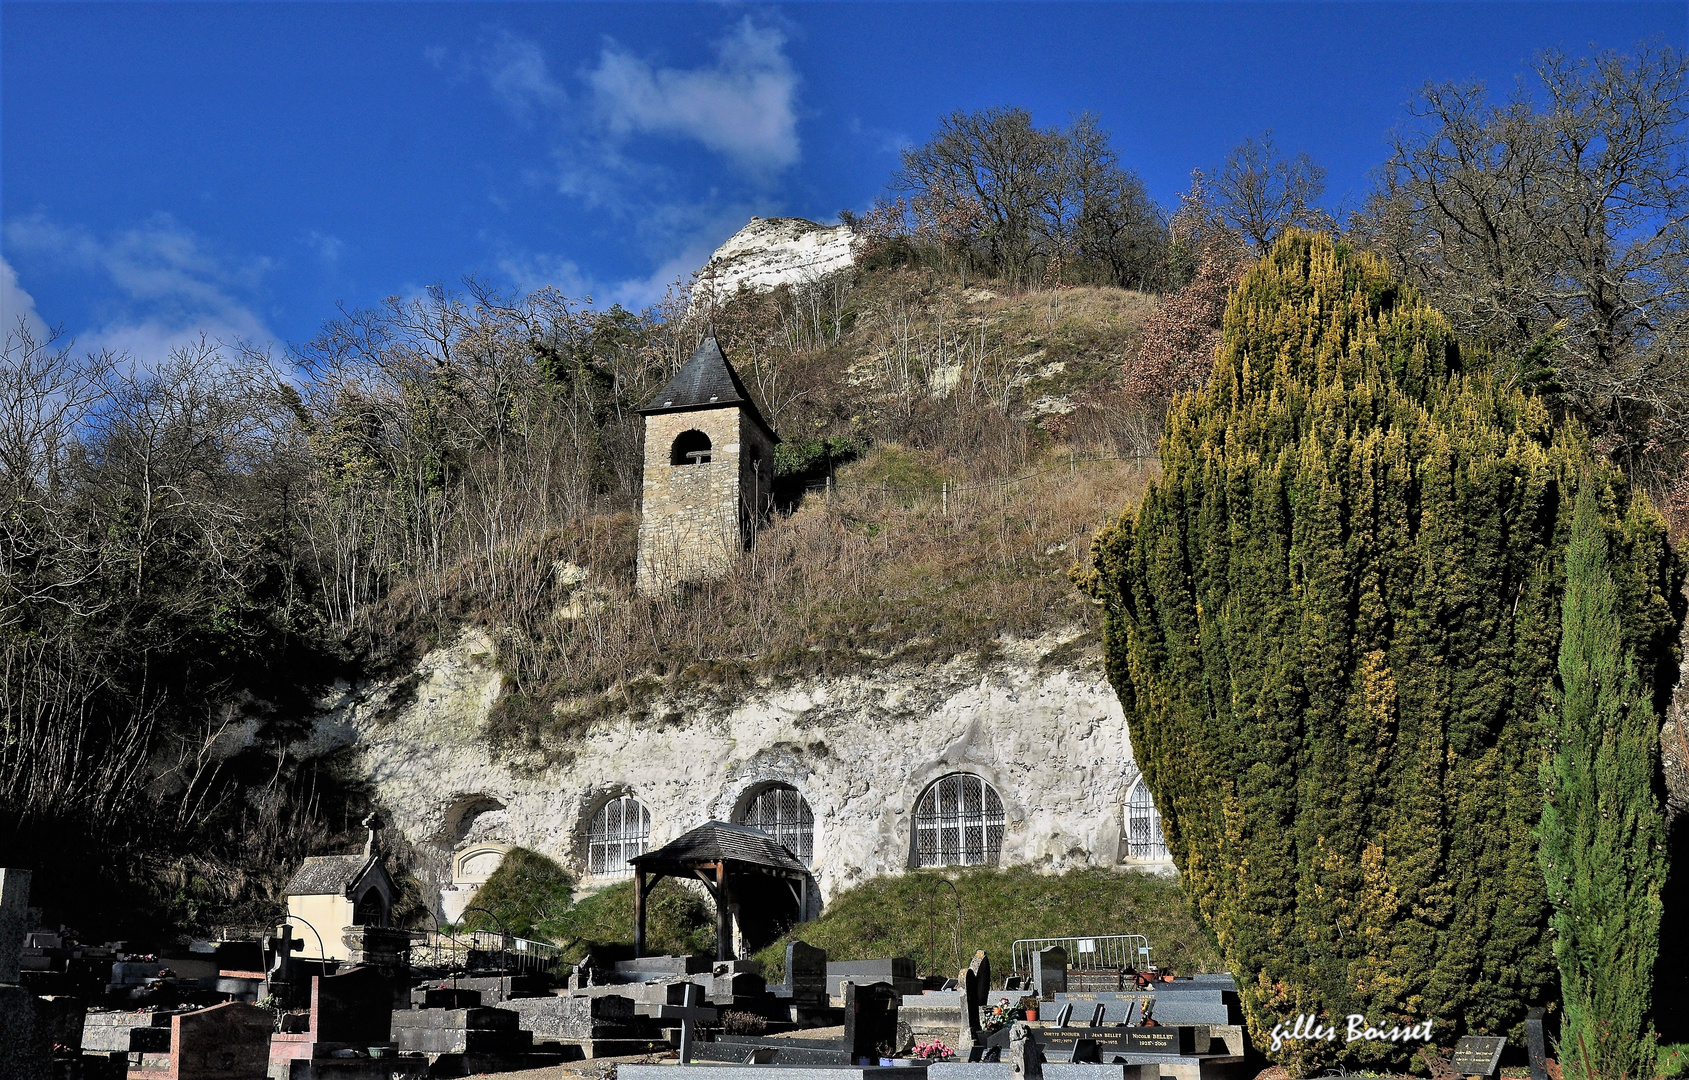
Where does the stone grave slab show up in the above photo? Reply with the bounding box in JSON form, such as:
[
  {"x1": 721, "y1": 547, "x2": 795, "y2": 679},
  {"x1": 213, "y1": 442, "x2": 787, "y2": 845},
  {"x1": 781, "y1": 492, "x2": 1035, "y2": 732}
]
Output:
[
  {"x1": 1450, "y1": 1036, "x2": 1507, "y2": 1078},
  {"x1": 503, "y1": 993, "x2": 657, "y2": 1057},
  {"x1": 625, "y1": 1066, "x2": 927, "y2": 1080},
  {"x1": 828, "y1": 959, "x2": 922, "y2": 1001},
  {"x1": 389, "y1": 1005, "x2": 531, "y2": 1056}
]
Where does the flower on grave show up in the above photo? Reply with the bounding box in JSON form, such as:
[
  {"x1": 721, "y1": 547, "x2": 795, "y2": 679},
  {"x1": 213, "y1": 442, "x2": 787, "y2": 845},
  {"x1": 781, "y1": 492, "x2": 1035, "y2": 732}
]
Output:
[{"x1": 913, "y1": 1039, "x2": 955, "y2": 1061}]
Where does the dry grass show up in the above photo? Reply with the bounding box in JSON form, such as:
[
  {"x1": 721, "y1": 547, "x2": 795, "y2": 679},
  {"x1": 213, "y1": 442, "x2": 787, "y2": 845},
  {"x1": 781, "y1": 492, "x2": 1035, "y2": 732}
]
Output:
[{"x1": 480, "y1": 446, "x2": 1154, "y2": 756}]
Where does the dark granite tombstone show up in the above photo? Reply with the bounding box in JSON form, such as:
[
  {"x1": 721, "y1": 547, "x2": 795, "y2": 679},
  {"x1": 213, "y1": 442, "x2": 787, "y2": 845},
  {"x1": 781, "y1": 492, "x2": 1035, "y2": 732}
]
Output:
[
  {"x1": 270, "y1": 966, "x2": 396, "y2": 1072},
  {"x1": 0, "y1": 868, "x2": 29, "y2": 984},
  {"x1": 1451, "y1": 1036, "x2": 1507, "y2": 1078},
  {"x1": 843, "y1": 980, "x2": 902, "y2": 1063},
  {"x1": 1526, "y1": 1009, "x2": 1549, "y2": 1080},
  {"x1": 1032, "y1": 948, "x2": 1067, "y2": 1001},
  {"x1": 771, "y1": 941, "x2": 828, "y2": 1004}
]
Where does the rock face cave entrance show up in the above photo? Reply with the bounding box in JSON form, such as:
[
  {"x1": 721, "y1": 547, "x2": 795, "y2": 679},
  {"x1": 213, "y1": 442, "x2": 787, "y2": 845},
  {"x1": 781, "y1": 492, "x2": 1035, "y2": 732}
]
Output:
[{"x1": 628, "y1": 821, "x2": 812, "y2": 960}]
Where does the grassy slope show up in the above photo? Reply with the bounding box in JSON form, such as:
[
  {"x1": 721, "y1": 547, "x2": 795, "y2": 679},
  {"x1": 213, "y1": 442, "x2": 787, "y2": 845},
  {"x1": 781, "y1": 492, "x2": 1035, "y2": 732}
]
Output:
[
  {"x1": 753, "y1": 866, "x2": 1222, "y2": 982},
  {"x1": 460, "y1": 852, "x2": 1221, "y2": 983}
]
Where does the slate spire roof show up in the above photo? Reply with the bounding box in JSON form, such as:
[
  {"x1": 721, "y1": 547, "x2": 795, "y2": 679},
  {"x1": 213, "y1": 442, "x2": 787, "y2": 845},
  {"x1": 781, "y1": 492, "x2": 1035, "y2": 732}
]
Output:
[{"x1": 639, "y1": 336, "x2": 777, "y2": 441}]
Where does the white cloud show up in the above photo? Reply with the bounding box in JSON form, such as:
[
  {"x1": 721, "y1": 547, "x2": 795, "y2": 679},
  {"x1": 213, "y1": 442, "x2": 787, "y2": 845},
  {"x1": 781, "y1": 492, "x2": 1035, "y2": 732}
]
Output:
[
  {"x1": 0, "y1": 255, "x2": 48, "y2": 340},
  {"x1": 586, "y1": 19, "x2": 799, "y2": 173},
  {"x1": 3, "y1": 213, "x2": 274, "y2": 362},
  {"x1": 303, "y1": 230, "x2": 344, "y2": 265},
  {"x1": 483, "y1": 29, "x2": 567, "y2": 120}
]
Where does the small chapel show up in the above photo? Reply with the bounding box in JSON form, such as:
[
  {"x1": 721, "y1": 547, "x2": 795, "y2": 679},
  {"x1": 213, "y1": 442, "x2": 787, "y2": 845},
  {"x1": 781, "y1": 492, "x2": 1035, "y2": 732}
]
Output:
[{"x1": 635, "y1": 337, "x2": 778, "y2": 595}]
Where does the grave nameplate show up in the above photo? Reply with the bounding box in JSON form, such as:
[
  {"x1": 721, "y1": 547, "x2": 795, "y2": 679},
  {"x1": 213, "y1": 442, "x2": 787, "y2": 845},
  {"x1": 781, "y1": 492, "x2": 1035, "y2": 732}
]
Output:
[{"x1": 1450, "y1": 1036, "x2": 1507, "y2": 1077}]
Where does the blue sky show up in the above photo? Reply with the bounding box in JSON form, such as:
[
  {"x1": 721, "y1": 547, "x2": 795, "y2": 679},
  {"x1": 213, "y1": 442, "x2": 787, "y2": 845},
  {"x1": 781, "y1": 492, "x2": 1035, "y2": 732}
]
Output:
[{"x1": 2, "y1": 2, "x2": 1683, "y2": 362}]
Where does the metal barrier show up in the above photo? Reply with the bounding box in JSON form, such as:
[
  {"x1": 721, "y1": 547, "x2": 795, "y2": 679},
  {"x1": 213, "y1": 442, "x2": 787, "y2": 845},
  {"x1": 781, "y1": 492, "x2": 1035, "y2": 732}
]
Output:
[
  {"x1": 408, "y1": 929, "x2": 564, "y2": 975},
  {"x1": 1010, "y1": 934, "x2": 1152, "y2": 975}
]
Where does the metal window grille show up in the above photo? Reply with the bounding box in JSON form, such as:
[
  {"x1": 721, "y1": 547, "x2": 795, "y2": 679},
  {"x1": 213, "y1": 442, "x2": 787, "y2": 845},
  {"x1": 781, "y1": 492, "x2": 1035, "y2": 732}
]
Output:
[
  {"x1": 737, "y1": 784, "x2": 814, "y2": 866},
  {"x1": 588, "y1": 794, "x2": 650, "y2": 877},
  {"x1": 914, "y1": 773, "x2": 1005, "y2": 867},
  {"x1": 1125, "y1": 777, "x2": 1168, "y2": 861}
]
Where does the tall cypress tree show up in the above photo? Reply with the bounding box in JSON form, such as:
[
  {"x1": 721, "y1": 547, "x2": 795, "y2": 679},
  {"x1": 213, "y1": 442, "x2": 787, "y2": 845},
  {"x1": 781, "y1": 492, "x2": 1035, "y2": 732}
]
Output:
[
  {"x1": 1540, "y1": 483, "x2": 1670, "y2": 1080},
  {"x1": 1078, "y1": 232, "x2": 1681, "y2": 1070}
]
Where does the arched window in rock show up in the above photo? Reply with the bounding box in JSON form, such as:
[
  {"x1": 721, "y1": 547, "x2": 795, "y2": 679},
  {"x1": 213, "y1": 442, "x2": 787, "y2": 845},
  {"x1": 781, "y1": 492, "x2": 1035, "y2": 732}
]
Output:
[
  {"x1": 1124, "y1": 776, "x2": 1169, "y2": 861},
  {"x1": 670, "y1": 430, "x2": 712, "y2": 466},
  {"x1": 588, "y1": 794, "x2": 651, "y2": 877},
  {"x1": 737, "y1": 784, "x2": 814, "y2": 866},
  {"x1": 913, "y1": 773, "x2": 1005, "y2": 867}
]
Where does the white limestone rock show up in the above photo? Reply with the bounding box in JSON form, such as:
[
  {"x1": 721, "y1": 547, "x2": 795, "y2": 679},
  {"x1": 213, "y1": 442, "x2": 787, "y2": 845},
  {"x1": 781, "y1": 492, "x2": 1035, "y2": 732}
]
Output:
[
  {"x1": 693, "y1": 217, "x2": 862, "y2": 310},
  {"x1": 314, "y1": 626, "x2": 1175, "y2": 919}
]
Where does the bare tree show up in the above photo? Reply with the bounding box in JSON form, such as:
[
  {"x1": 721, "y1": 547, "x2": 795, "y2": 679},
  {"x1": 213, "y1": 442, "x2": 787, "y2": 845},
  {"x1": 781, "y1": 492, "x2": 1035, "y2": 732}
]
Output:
[
  {"x1": 1211, "y1": 131, "x2": 1331, "y2": 251},
  {"x1": 1360, "y1": 45, "x2": 1689, "y2": 460}
]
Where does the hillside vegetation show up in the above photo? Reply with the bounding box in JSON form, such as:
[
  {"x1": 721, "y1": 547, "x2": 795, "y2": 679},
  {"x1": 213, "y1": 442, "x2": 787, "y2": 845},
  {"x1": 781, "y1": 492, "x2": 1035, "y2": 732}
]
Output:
[{"x1": 460, "y1": 850, "x2": 1221, "y2": 980}]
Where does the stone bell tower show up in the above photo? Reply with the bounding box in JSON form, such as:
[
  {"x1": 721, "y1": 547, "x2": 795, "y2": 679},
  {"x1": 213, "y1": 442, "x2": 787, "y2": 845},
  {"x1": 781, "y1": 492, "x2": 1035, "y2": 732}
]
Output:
[{"x1": 636, "y1": 336, "x2": 778, "y2": 595}]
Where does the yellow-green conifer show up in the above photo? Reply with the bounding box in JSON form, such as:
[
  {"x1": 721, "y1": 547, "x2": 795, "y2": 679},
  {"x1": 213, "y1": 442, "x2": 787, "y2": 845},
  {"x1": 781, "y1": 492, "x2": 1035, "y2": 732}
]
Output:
[{"x1": 1078, "y1": 233, "x2": 1681, "y2": 1069}]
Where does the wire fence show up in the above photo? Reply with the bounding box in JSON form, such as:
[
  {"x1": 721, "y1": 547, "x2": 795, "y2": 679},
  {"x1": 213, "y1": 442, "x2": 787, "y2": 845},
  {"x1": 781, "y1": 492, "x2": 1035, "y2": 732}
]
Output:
[{"x1": 408, "y1": 929, "x2": 564, "y2": 975}]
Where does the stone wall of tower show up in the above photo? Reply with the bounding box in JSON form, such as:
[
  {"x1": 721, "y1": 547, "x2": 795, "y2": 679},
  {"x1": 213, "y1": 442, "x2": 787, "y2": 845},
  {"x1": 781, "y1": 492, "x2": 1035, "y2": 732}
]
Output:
[{"x1": 636, "y1": 406, "x2": 775, "y2": 595}]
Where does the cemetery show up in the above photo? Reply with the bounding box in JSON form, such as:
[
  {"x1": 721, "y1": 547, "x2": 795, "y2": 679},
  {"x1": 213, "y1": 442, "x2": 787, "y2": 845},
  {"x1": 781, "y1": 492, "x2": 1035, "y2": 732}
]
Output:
[{"x1": 0, "y1": 842, "x2": 1563, "y2": 1080}]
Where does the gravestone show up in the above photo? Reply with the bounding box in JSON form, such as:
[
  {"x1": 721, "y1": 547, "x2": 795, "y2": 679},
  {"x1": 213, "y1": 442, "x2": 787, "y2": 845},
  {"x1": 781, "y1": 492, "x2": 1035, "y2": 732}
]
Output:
[
  {"x1": 969, "y1": 951, "x2": 992, "y2": 1006},
  {"x1": 271, "y1": 966, "x2": 397, "y2": 1072},
  {"x1": 0, "y1": 867, "x2": 31, "y2": 984},
  {"x1": 132, "y1": 1002, "x2": 272, "y2": 1080},
  {"x1": 389, "y1": 1005, "x2": 534, "y2": 1055},
  {"x1": 1008, "y1": 1021, "x2": 1042, "y2": 1080},
  {"x1": 842, "y1": 980, "x2": 901, "y2": 1063},
  {"x1": 1525, "y1": 1009, "x2": 1549, "y2": 1080},
  {"x1": 1450, "y1": 1035, "x2": 1507, "y2": 1078},
  {"x1": 771, "y1": 941, "x2": 828, "y2": 1004},
  {"x1": 1032, "y1": 947, "x2": 1067, "y2": 1000}
]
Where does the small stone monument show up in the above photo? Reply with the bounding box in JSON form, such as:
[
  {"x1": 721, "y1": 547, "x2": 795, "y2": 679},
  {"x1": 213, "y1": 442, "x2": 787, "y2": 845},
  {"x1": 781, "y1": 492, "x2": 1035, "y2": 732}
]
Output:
[
  {"x1": 1032, "y1": 945, "x2": 1067, "y2": 999},
  {"x1": 1007, "y1": 1021, "x2": 1043, "y2": 1080}
]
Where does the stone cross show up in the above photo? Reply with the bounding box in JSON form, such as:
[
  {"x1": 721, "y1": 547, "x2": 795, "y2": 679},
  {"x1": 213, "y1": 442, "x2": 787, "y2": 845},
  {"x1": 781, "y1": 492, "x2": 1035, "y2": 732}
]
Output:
[
  {"x1": 266, "y1": 922, "x2": 305, "y2": 984},
  {"x1": 0, "y1": 868, "x2": 33, "y2": 985}
]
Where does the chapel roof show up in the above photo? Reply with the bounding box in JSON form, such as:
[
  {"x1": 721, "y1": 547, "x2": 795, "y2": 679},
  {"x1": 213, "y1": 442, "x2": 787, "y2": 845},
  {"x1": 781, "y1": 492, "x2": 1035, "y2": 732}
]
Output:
[
  {"x1": 638, "y1": 337, "x2": 777, "y2": 441},
  {"x1": 282, "y1": 854, "x2": 375, "y2": 897},
  {"x1": 630, "y1": 821, "x2": 808, "y2": 876}
]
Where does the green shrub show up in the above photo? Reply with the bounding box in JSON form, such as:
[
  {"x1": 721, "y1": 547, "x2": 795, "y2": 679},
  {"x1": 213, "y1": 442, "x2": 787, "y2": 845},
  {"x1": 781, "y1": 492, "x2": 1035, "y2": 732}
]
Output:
[
  {"x1": 537, "y1": 879, "x2": 716, "y2": 965},
  {"x1": 1540, "y1": 485, "x2": 1674, "y2": 1080},
  {"x1": 1078, "y1": 232, "x2": 1682, "y2": 1070},
  {"x1": 753, "y1": 866, "x2": 1221, "y2": 982},
  {"x1": 456, "y1": 847, "x2": 575, "y2": 939}
]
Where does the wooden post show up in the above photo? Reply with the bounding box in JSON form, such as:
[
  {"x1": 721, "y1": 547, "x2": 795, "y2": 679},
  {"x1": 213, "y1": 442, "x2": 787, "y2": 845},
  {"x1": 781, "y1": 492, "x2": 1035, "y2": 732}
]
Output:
[
  {"x1": 633, "y1": 870, "x2": 647, "y2": 958},
  {"x1": 715, "y1": 863, "x2": 733, "y2": 961}
]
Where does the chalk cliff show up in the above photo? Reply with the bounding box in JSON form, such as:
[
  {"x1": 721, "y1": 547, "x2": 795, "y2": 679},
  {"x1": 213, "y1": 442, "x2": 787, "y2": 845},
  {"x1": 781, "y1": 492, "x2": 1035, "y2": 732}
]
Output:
[
  {"x1": 692, "y1": 217, "x2": 861, "y2": 309},
  {"x1": 308, "y1": 626, "x2": 1165, "y2": 918}
]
